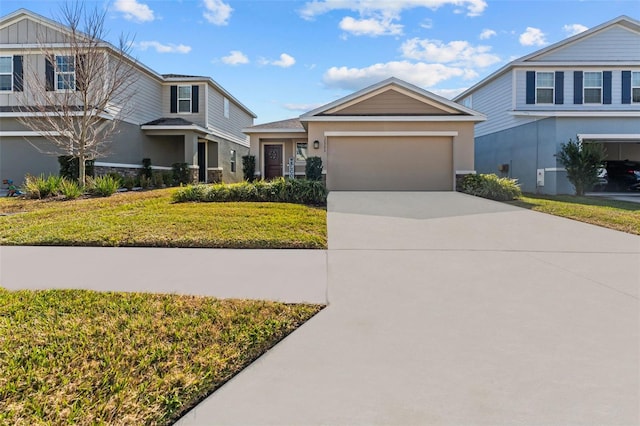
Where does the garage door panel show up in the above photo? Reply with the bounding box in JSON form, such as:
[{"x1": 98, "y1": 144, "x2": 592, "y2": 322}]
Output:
[{"x1": 327, "y1": 136, "x2": 453, "y2": 191}]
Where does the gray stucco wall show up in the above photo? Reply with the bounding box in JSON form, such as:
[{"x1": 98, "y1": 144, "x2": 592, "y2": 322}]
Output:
[
  {"x1": 217, "y1": 139, "x2": 248, "y2": 183},
  {"x1": 475, "y1": 117, "x2": 640, "y2": 195}
]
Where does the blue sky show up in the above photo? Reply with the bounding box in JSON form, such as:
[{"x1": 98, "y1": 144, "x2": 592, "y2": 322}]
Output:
[{"x1": 2, "y1": 0, "x2": 638, "y2": 123}]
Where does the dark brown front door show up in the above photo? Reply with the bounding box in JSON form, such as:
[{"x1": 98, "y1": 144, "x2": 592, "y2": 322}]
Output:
[{"x1": 264, "y1": 145, "x2": 283, "y2": 179}]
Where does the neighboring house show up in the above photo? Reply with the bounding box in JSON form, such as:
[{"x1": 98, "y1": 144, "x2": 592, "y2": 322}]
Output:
[
  {"x1": 453, "y1": 15, "x2": 640, "y2": 194},
  {"x1": 244, "y1": 77, "x2": 485, "y2": 191},
  {"x1": 0, "y1": 9, "x2": 255, "y2": 184}
]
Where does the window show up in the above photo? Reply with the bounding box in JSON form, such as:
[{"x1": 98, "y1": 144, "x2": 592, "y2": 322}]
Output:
[
  {"x1": 0, "y1": 57, "x2": 12, "y2": 91},
  {"x1": 633, "y1": 72, "x2": 640, "y2": 103},
  {"x1": 223, "y1": 97, "x2": 230, "y2": 118},
  {"x1": 461, "y1": 96, "x2": 472, "y2": 108},
  {"x1": 536, "y1": 72, "x2": 554, "y2": 104},
  {"x1": 583, "y1": 72, "x2": 602, "y2": 104},
  {"x1": 178, "y1": 85, "x2": 192, "y2": 113},
  {"x1": 296, "y1": 142, "x2": 308, "y2": 162},
  {"x1": 56, "y1": 55, "x2": 75, "y2": 90},
  {"x1": 229, "y1": 149, "x2": 236, "y2": 172}
]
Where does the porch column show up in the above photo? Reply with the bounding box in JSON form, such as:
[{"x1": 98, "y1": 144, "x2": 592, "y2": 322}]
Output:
[{"x1": 184, "y1": 132, "x2": 199, "y2": 183}]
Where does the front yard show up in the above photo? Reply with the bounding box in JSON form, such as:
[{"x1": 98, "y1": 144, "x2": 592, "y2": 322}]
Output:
[
  {"x1": 510, "y1": 194, "x2": 640, "y2": 235},
  {"x1": 0, "y1": 288, "x2": 322, "y2": 425},
  {"x1": 0, "y1": 188, "x2": 326, "y2": 248}
]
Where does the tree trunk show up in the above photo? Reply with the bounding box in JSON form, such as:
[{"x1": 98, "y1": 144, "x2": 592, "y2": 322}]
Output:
[{"x1": 78, "y1": 154, "x2": 86, "y2": 187}]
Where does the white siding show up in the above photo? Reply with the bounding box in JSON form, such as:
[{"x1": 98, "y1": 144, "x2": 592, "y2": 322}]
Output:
[
  {"x1": 161, "y1": 83, "x2": 206, "y2": 127},
  {"x1": 534, "y1": 25, "x2": 640, "y2": 62},
  {"x1": 121, "y1": 69, "x2": 162, "y2": 125},
  {"x1": 207, "y1": 85, "x2": 253, "y2": 141},
  {"x1": 0, "y1": 19, "x2": 67, "y2": 44}
]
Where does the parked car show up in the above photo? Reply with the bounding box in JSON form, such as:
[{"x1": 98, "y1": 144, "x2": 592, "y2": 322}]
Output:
[
  {"x1": 591, "y1": 168, "x2": 608, "y2": 192},
  {"x1": 605, "y1": 160, "x2": 640, "y2": 191}
]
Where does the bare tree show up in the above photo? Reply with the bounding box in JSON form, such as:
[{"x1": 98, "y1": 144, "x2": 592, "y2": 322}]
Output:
[{"x1": 16, "y1": 2, "x2": 138, "y2": 185}]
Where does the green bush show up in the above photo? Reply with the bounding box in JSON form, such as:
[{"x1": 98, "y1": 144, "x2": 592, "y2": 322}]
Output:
[
  {"x1": 242, "y1": 155, "x2": 256, "y2": 182},
  {"x1": 58, "y1": 156, "x2": 94, "y2": 181},
  {"x1": 305, "y1": 157, "x2": 323, "y2": 181},
  {"x1": 59, "y1": 179, "x2": 83, "y2": 200},
  {"x1": 459, "y1": 173, "x2": 521, "y2": 201},
  {"x1": 88, "y1": 175, "x2": 120, "y2": 197},
  {"x1": 23, "y1": 174, "x2": 63, "y2": 199},
  {"x1": 121, "y1": 175, "x2": 136, "y2": 191},
  {"x1": 556, "y1": 139, "x2": 605, "y2": 196},
  {"x1": 173, "y1": 178, "x2": 327, "y2": 205},
  {"x1": 152, "y1": 172, "x2": 165, "y2": 188},
  {"x1": 141, "y1": 158, "x2": 153, "y2": 179},
  {"x1": 139, "y1": 175, "x2": 151, "y2": 190},
  {"x1": 162, "y1": 171, "x2": 174, "y2": 187},
  {"x1": 172, "y1": 163, "x2": 190, "y2": 186}
]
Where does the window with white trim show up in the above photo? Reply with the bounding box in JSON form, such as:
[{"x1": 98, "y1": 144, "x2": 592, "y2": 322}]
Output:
[
  {"x1": 295, "y1": 142, "x2": 308, "y2": 162},
  {"x1": 632, "y1": 71, "x2": 640, "y2": 103},
  {"x1": 583, "y1": 71, "x2": 602, "y2": 104},
  {"x1": 230, "y1": 149, "x2": 236, "y2": 172},
  {"x1": 56, "y1": 55, "x2": 75, "y2": 90},
  {"x1": 535, "y1": 72, "x2": 554, "y2": 104},
  {"x1": 178, "y1": 85, "x2": 192, "y2": 113},
  {"x1": 223, "y1": 97, "x2": 230, "y2": 118},
  {"x1": 0, "y1": 57, "x2": 12, "y2": 91}
]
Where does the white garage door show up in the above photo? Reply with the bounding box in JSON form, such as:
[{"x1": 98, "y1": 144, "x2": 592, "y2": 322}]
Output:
[{"x1": 327, "y1": 136, "x2": 453, "y2": 191}]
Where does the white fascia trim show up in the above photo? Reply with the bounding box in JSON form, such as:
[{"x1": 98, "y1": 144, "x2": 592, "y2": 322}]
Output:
[
  {"x1": 578, "y1": 133, "x2": 640, "y2": 141},
  {"x1": 512, "y1": 61, "x2": 640, "y2": 68},
  {"x1": 207, "y1": 167, "x2": 223, "y2": 171},
  {"x1": 324, "y1": 131, "x2": 459, "y2": 137},
  {"x1": 206, "y1": 127, "x2": 251, "y2": 147},
  {"x1": 302, "y1": 115, "x2": 486, "y2": 122},
  {"x1": 455, "y1": 170, "x2": 477, "y2": 174},
  {"x1": 0, "y1": 111, "x2": 114, "y2": 120},
  {"x1": 140, "y1": 124, "x2": 209, "y2": 133},
  {"x1": 0, "y1": 131, "x2": 63, "y2": 137},
  {"x1": 544, "y1": 167, "x2": 566, "y2": 172},
  {"x1": 509, "y1": 111, "x2": 640, "y2": 118},
  {"x1": 242, "y1": 128, "x2": 307, "y2": 134},
  {"x1": 94, "y1": 162, "x2": 172, "y2": 170}
]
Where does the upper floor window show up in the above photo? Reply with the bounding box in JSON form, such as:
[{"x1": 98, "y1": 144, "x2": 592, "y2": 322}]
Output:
[
  {"x1": 632, "y1": 72, "x2": 640, "y2": 103},
  {"x1": 56, "y1": 55, "x2": 75, "y2": 90},
  {"x1": 223, "y1": 97, "x2": 230, "y2": 118},
  {"x1": 536, "y1": 72, "x2": 554, "y2": 104},
  {"x1": 178, "y1": 85, "x2": 192, "y2": 113},
  {"x1": 583, "y1": 72, "x2": 602, "y2": 104},
  {"x1": 0, "y1": 57, "x2": 12, "y2": 91}
]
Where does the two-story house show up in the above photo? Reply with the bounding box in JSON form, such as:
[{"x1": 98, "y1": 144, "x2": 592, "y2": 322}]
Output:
[
  {"x1": 0, "y1": 9, "x2": 255, "y2": 185},
  {"x1": 453, "y1": 15, "x2": 640, "y2": 194}
]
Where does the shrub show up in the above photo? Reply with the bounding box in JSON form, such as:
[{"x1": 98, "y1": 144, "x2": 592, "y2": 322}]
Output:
[
  {"x1": 556, "y1": 139, "x2": 605, "y2": 196},
  {"x1": 172, "y1": 163, "x2": 190, "y2": 186},
  {"x1": 58, "y1": 156, "x2": 94, "y2": 181},
  {"x1": 152, "y1": 172, "x2": 165, "y2": 188},
  {"x1": 59, "y1": 178, "x2": 83, "y2": 200},
  {"x1": 89, "y1": 175, "x2": 120, "y2": 197},
  {"x1": 242, "y1": 155, "x2": 256, "y2": 182},
  {"x1": 162, "y1": 171, "x2": 174, "y2": 187},
  {"x1": 139, "y1": 175, "x2": 151, "y2": 190},
  {"x1": 23, "y1": 174, "x2": 63, "y2": 199},
  {"x1": 141, "y1": 158, "x2": 153, "y2": 179},
  {"x1": 459, "y1": 173, "x2": 521, "y2": 201},
  {"x1": 172, "y1": 184, "x2": 207, "y2": 202},
  {"x1": 121, "y1": 176, "x2": 136, "y2": 191},
  {"x1": 305, "y1": 156, "x2": 323, "y2": 181}
]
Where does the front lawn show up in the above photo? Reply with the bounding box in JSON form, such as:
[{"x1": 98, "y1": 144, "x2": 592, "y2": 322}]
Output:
[
  {"x1": 509, "y1": 194, "x2": 640, "y2": 235},
  {"x1": 0, "y1": 188, "x2": 326, "y2": 248},
  {"x1": 0, "y1": 288, "x2": 323, "y2": 425}
]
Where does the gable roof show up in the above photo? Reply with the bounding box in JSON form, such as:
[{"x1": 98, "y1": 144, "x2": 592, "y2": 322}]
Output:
[
  {"x1": 243, "y1": 118, "x2": 306, "y2": 133},
  {"x1": 301, "y1": 77, "x2": 485, "y2": 122},
  {"x1": 453, "y1": 15, "x2": 640, "y2": 101}
]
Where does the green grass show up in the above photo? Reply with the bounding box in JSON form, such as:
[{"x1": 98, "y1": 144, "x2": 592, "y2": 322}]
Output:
[
  {"x1": 509, "y1": 194, "x2": 640, "y2": 235},
  {"x1": 0, "y1": 188, "x2": 326, "y2": 248},
  {"x1": 0, "y1": 288, "x2": 323, "y2": 425}
]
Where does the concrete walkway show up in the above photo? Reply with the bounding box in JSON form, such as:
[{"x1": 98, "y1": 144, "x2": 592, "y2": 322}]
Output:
[{"x1": 177, "y1": 192, "x2": 639, "y2": 425}]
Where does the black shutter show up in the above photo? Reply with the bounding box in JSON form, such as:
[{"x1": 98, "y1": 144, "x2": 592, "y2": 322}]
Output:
[
  {"x1": 75, "y1": 54, "x2": 86, "y2": 91},
  {"x1": 13, "y1": 55, "x2": 23, "y2": 92},
  {"x1": 170, "y1": 85, "x2": 177, "y2": 113},
  {"x1": 191, "y1": 85, "x2": 199, "y2": 113},
  {"x1": 621, "y1": 71, "x2": 631, "y2": 104},
  {"x1": 573, "y1": 71, "x2": 583, "y2": 104},
  {"x1": 554, "y1": 71, "x2": 564, "y2": 104},
  {"x1": 526, "y1": 71, "x2": 535, "y2": 104},
  {"x1": 45, "y1": 57, "x2": 55, "y2": 91},
  {"x1": 603, "y1": 71, "x2": 612, "y2": 104}
]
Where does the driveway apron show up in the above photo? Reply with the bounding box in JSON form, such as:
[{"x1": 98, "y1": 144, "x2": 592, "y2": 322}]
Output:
[{"x1": 180, "y1": 192, "x2": 639, "y2": 425}]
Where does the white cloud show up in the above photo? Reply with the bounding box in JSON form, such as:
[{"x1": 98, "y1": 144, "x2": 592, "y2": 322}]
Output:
[
  {"x1": 203, "y1": 0, "x2": 233, "y2": 25},
  {"x1": 262, "y1": 53, "x2": 296, "y2": 68},
  {"x1": 222, "y1": 50, "x2": 249, "y2": 65},
  {"x1": 137, "y1": 41, "x2": 191, "y2": 54},
  {"x1": 479, "y1": 28, "x2": 496, "y2": 40},
  {"x1": 563, "y1": 23, "x2": 588, "y2": 36},
  {"x1": 401, "y1": 38, "x2": 500, "y2": 68},
  {"x1": 519, "y1": 27, "x2": 547, "y2": 46},
  {"x1": 283, "y1": 102, "x2": 325, "y2": 112},
  {"x1": 420, "y1": 18, "x2": 433, "y2": 29},
  {"x1": 323, "y1": 61, "x2": 476, "y2": 91},
  {"x1": 300, "y1": 0, "x2": 487, "y2": 19},
  {"x1": 339, "y1": 16, "x2": 403, "y2": 36},
  {"x1": 114, "y1": 0, "x2": 155, "y2": 22},
  {"x1": 431, "y1": 87, "x2": 468, "y2": 99}
]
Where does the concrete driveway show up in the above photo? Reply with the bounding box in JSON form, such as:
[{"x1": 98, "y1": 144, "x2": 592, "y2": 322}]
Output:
[{"x1": 178, "y1": 192, "x2": 639, "y2": 425}]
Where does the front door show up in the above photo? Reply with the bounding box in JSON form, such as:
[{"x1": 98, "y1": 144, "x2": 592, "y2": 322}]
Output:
[
  {"x1": 264, "y1": 145, "x2": 283, "y2": 179},
  {"x1": 198, "y1": 142, "x2": 206, "y2": 182}
]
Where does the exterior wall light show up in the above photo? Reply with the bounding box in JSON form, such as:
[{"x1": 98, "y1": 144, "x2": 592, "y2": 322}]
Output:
[{"x1": 313, "y1": 140, "x2": 320, "y2": 149}]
